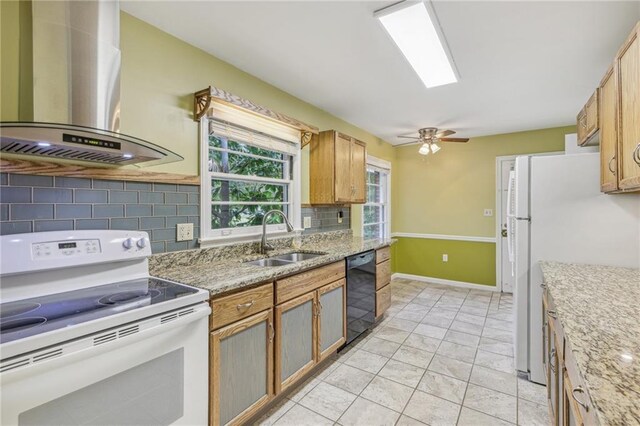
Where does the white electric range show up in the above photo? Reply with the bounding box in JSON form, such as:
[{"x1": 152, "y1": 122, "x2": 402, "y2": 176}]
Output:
[{"x1": 0, "y1": 230, "x2": 211, "y2": 426}]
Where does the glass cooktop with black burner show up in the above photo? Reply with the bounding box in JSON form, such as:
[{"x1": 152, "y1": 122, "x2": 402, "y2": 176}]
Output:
[{"x1": 0, "y1": 278, "x2": 199, "y2": 344}]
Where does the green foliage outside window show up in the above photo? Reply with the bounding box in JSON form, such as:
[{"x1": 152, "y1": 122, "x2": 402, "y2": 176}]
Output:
[{"x1": 209, "y1": 136, "x2": 289, "y2": 229}]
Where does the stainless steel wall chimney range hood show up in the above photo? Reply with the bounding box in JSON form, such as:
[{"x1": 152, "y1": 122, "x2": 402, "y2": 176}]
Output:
[{"x1": 0, "y1": 1, "x2": 182, "y2": 166}]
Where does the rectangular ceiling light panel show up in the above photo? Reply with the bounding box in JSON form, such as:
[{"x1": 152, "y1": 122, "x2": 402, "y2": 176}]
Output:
[{"x1": 376, "y1": 1, "x2": 457, "y2": 88}]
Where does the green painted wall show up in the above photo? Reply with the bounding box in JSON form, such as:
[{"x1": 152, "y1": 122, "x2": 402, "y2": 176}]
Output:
[
  {"x1": 0, "y1": 3, "x2": 396, "y2": 234},
  {"x1": 391, "y1": 125, "x2": 575, "y2": 286},
  {"x1": 392, "y1": 237, "x2": 496, "y2": 286}
]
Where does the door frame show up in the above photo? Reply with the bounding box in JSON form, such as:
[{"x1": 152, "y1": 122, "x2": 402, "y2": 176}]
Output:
[{"x1": 495, "y1": 152, "x2": 564, "y2": 293}]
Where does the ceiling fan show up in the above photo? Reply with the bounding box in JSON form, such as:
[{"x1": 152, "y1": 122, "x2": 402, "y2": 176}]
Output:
[{"x1": 396, "y1": 127, "x2": 469, "y2": 155}]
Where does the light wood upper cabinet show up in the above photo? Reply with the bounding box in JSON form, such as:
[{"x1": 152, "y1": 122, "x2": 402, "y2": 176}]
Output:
[
  {"x1": 350, "y1": 140, "x2": 367, "y2": 203},
  {"x1": 576, "y1": 90, "x2": 599, "y2": 146},
  {"x1": 310, "y1": 130, "x2": 367, "y2": 204},
  {"x1": 599, "y1": 66, "x2": 619, "y2": 192},
  {"x1": 617, "y1": 22, "x2": 640, "y2": 190}
]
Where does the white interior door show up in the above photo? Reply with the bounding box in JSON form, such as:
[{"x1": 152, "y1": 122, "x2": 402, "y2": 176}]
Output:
[{"x1": 499, "y1": 160, "x2": 515, "y2": 293}]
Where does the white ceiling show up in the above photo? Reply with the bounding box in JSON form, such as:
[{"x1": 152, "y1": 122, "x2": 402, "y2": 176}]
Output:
[{"x1": 121, "y1": 1, "x2": 640, "y2": 144}]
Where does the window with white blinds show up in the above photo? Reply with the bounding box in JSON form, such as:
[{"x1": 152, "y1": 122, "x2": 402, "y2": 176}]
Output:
[
  {"x1": 363, "y1": 157, "x2": 391, "y2": 240},
  {"x1": 200, "y1": 118, "x2": 300, "y2": 242}
]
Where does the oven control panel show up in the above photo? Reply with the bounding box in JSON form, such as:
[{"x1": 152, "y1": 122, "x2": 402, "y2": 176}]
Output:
[
  {"x1": 32, "y1": 239, "x2": 101, "y2": 259},
  {"x1": 1, "y1": 230, "x2": 152, "y2": 276}
]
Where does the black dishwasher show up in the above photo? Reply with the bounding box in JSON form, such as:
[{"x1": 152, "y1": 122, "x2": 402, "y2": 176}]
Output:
[{"x1": 345, "y1": 250, "x2": 376, "y2": 345}]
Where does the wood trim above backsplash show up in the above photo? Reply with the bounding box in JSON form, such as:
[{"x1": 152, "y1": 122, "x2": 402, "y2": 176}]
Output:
[{"x1": 0, "y1": 157, "x2": 200, "y2": 185}]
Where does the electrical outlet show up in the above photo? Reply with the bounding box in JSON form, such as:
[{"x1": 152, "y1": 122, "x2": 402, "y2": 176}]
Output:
[
  {"x1": 484, "y1": 209, "x2": 493, "y2": 217},
  {"x1": 303, "y1": 216, "x2": 312, "y2": 229},
  {"x1": 337, "y1": 210, "x2": 343, "y2": 224},
  {"x1": 176, "y1": 223, "x2": 194, "y2": 241},
  {"x1": 442, "y1": 254, "x2": 448, "y2": 262}
]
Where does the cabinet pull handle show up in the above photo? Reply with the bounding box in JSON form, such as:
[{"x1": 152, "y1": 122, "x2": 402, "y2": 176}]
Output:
[
  {"x1": 549, "y1": 348, "x2": 556, "y2": 373},
  {"x1": 236, "y1": 300, "x2": 255, "y2": 311},
  {"x1": 572, "y1": 386, "x2": 590, "y2": 411},
  {"x1": 633, "y1": 144, "x2": 640, "y2": 166},
  {"x1": 268, "y1": 321, "x2": 275, "y2": 343},
  {"x1": 547, "y1": 310, "x2": 557, "y2": 319},
  {"x1": 608, "y1": 156, "x2": 617, "y2": 174}
]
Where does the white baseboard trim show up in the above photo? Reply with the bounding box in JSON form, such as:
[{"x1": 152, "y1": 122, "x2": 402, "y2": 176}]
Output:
[
  {"x1": 392, "y1": 272, "x2": 497, "y2": 292},
  {"x1": 392, "y1": 232, "x2": 496, "y2": 243}
]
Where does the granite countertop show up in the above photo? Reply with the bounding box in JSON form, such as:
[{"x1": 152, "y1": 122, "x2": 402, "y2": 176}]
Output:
[
  {"x1": 540, "y1": 261, "x2": 640, "y2": 425},
  {"x1": 149, "y1": 231, "x2": 393, "y2": 297}
]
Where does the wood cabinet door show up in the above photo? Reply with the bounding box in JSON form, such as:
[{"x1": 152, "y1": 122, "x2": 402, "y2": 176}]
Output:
[
  {"x1": 576, "y1": 109, "x2": 587, "y2": 145},
  {"x1": 585, "y1": 90, "x2": 599, "y2": 138},
  {"x1": 350, "y1": 139, "x2": 367, "y2": 203},
  {"x1": 317, "y1": 279, "x2": 346, "y2": 361},
  {"x1": 210, "y1": 310, "x2": 274, "y2": 426},
  {"x1": 563, "y1": 371, "x2": 584, "y2": 426},
  {"x1": 617, "y1": 24, "x2": 640, "y2": 190},
  {"x1": 274, "y1": 292, "x2": 316, "y2": 394},
  {"x1": 334, "y1": 132, "x2": 353, "y2": 202},
  {"x1": 547, "y1": 310, "x2": 560, "y2": 426},
  {"x1": 375, "y1": 284, "x2": 391, "y2": 319},
  {"x1": 600, "y1": 66, "x2": 619, "y2": 192}
]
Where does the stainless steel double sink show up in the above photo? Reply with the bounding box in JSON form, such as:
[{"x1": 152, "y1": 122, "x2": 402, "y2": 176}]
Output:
[{"x1": 245, "y1": 252, "x2": 325, "y2": 267}]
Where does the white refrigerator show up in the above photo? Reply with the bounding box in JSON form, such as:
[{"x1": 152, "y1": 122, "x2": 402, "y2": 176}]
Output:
[{"x1": 510, "y1": 151, "x2": 640, "y2": 384}]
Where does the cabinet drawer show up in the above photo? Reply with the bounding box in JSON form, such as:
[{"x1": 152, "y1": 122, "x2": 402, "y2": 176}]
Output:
[
  {"x1": 210, "y1": 283, "x2": 274, "y2": 330},
  {"x1": 376, "y1": 246, "x2": 390, "y2": 264},
  {"x1": 376, "y1": 284, "x2": 391, "y2": 318},
  {"x1": 376, "y1": 260, "x2": 391, "y2": 290},
  {"x1": 276, "y1": 261, "x2": 345, "y2": 304}
]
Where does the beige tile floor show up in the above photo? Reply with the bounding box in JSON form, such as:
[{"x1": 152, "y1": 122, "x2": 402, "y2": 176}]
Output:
[{"x1": 257, "y1": 278, "x2": 549, "y2": 426}]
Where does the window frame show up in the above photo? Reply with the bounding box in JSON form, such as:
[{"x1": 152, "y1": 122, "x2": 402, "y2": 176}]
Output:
[
  {"x1": 362, "y1": 155, "x2": 391, "y2": 240},
  {"x1": 199, "y1": 118, "x2": 301, "y2": 245}
]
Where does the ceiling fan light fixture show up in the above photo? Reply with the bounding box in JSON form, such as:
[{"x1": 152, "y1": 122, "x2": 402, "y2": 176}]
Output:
[
  {"x1": 418, "y1": 143, "x2": 430, "y2": 155},
  {"x1": 375, "y1": 1, "x2": 458, "y2": 88},
  {"x1": 430, "y1": 142, "x2": 441, "y2": 154}
]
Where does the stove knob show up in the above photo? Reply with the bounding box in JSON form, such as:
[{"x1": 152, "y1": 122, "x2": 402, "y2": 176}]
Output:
[
  {"x1": 122, "y1": 238, "x2": 134, "y2": 250},
  {"x1": 136, "y1": 238, "x2": 147, "y2": 249}
]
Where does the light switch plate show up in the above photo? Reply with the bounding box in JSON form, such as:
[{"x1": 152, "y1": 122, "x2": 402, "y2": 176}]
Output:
[
  {"x1": 484, "y1": 209, "x2": 493, "y2": 217},
  {"x1": 303, "y1": 216, "x2": 312, "y2": 229},
  {"x1": 176, "y1": 223, "x2": 194, "y2": 241},
  {"x1": 442, "y1": 254, "x2": 448, "y2": 262}
]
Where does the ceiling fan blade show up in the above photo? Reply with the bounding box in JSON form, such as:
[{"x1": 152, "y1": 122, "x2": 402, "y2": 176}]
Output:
[
  {"x1": 435, "y1": 129, "x2": 455, "y2": 138},
  {"x1": 440, "y1": 137, "x2": 469, "y2": 143},
  {"x1": 395, "y1": 139, "x2": 421, "y2": 147},
  {"x1": 397, "y1": 135, "x2": 420, "y2": 139}
]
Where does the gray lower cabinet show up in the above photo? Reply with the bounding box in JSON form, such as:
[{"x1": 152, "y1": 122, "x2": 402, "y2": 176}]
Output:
[
  {"x1": 318, "y1": 279, "x2": 346, "y2": 361},
  {"x1": 210, "y1": 309, "x2": 274, "y2": 426},
  {"x1": 275, "y1": 292, "x2": 316, "y2": 393}
]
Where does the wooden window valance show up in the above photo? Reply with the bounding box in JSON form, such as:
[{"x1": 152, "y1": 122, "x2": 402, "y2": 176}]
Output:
[{"x1": 194, "y1": 86, "x2": 319, "y2": 147}]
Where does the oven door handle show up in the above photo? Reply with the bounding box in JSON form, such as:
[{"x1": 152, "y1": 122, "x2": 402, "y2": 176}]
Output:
[{"x1": 0, "y1": 303, "x2": 211, "y2": 382}]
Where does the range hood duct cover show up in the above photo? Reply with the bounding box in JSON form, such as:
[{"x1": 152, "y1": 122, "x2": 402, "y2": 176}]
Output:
[{"x1": 0, "y1": 0, "x2": 182, "y2": 167}]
